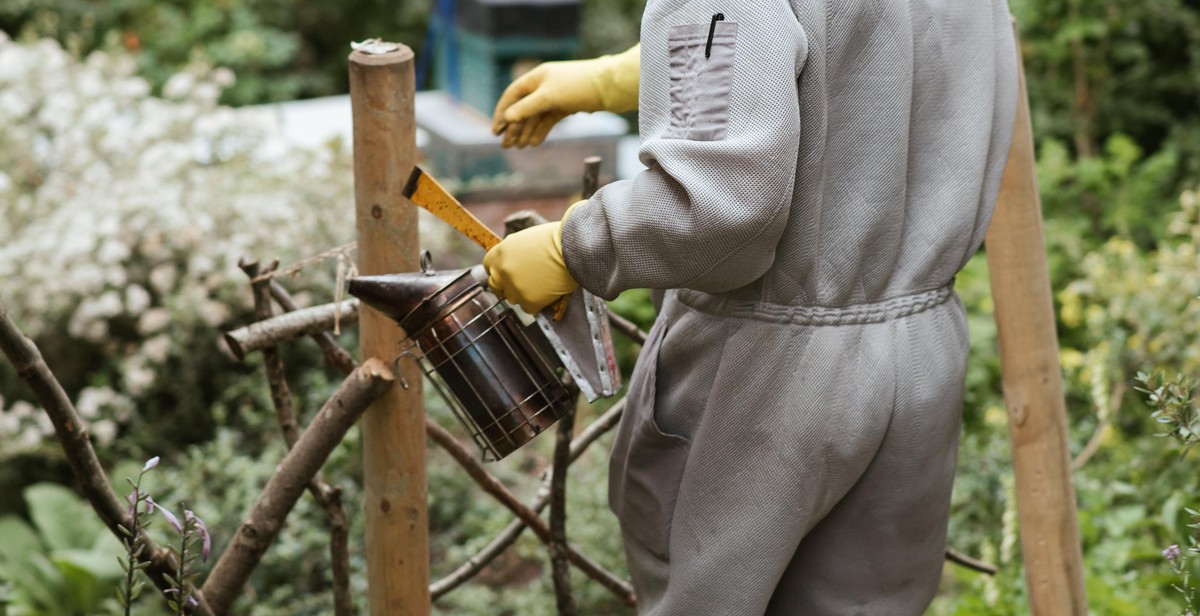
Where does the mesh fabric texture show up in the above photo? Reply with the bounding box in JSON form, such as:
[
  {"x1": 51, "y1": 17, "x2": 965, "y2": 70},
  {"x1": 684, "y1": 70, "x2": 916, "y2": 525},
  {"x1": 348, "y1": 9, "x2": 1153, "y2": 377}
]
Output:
[{"x1": 561, "y1": 0, "x2": 1019, "y2": 614}]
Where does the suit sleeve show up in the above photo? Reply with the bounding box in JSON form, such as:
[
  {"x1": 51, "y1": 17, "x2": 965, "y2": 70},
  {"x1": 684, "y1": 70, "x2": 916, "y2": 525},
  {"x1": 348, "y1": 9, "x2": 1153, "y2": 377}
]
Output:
[{"x1": 561, "y1": 0, "x2": 809, "y2": 300}]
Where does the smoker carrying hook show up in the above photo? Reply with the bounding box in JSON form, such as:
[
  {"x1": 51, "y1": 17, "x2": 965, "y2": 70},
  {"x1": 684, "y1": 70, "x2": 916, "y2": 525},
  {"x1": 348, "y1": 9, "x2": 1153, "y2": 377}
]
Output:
[{"x1": 391, "y1": 342, "x2": 422, "y2": 391}]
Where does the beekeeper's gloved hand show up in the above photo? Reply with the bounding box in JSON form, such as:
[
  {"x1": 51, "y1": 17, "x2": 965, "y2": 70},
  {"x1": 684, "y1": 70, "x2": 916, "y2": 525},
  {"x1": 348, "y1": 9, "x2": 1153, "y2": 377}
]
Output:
[
  {"x1": 484, "y1": 202, "x2": 584, "y2": 314},
  {"x1": 492, "y1": 45, "x2": 640, "y2": 149}
]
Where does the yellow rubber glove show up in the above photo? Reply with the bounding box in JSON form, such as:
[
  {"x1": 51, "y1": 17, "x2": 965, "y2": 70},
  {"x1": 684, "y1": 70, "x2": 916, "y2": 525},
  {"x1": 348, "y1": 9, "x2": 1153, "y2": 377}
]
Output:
[
  {"x1": 483, "y1": 203, "x2": 584, "y2": 314},
  {"x1": 492, "y1": 45, "x2": 640, "y2": 149}
]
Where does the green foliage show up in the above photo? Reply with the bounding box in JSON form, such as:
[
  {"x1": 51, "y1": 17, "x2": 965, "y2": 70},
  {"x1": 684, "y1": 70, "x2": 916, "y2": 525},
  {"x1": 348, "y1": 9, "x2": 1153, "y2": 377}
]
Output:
[
  {"x1": 929, "y1": 187, "x2": 1200, "y2": 613},
  {"x1": 578, "y1": 0, "x2": 645, "y2": 57},
  {"x1": 1139, "y1": 370, "x2": 1200, "y2": 454},
  {"x1": 1010, "y1": 0, "x2": 1200, "y2": 156},
  {"x1": 0, "y1": 0, "x2": 642, "y2": 107},
  {"x1": 1004, "y1": 0, "x2": 1200, "y2": 256},
  {"x1": 1037, "y1": 134, "x2": 1180, "y2": 246},
  {"x1": 0, "y1": 484, "x2": 124, "y2": 616},
  {"x1": 1136, "y1": 369, "x2": 1200, "y2": 614},
  {"x1": 607, "y1": 288, "x2": 657, "y2": 383},
  {"x1": 0, "y1": 0, "x2": 433, "y2": 105}
]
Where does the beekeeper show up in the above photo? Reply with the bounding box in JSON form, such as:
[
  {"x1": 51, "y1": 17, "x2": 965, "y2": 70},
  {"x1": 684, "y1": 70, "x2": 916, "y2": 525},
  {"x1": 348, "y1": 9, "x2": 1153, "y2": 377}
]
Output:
[{"x1": 483, "y1": 0, "x2": 1018, "y2": 613}]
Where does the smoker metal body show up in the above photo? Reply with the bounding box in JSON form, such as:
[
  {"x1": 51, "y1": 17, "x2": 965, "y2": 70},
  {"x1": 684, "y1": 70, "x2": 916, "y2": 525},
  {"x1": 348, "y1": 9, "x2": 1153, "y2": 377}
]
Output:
[
  {"x1": 401, "y1": 165, "x2": 621, "y2": 403},
  {"x1": 350, "y1": 266, "x2": 574, "y2": 460}
]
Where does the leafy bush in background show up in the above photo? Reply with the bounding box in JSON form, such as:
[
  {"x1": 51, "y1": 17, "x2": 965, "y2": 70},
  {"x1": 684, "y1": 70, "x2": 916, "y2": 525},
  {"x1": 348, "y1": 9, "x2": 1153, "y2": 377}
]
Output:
[
  {"x1": 1010, "y1": 0, "x2": 1200, "y2": 161},
  {"x1": 0, "y1": 0, "x2": 435, "y2": 105},
  {"x1": 0, "y1": 0, "x2": 646, "y2": 106},
  {"x1": 0, "y1": 31, "x2": 364, "y2": 611},
  {"x1": 929, "y1": 190, "x2": 1200, "y2": 614},
  {"x1": 0, "y1": 32, "x2": 355, "y2": 470}
]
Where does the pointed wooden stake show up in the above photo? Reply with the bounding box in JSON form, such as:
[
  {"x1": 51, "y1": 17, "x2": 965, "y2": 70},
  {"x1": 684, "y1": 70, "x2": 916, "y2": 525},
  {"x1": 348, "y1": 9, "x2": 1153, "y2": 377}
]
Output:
[
  {"x1": 349, "y1": 43, "x2": 430, "y2": 616},
  {"x1": 985, "y1": 25, "x2": 1088, "y2": 615}
]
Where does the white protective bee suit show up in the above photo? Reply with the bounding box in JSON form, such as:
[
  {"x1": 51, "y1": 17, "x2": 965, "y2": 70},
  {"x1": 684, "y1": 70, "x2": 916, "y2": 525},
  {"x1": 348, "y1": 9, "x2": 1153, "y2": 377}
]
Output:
[{"x1": 558, "y1": 0, "x2": 1018, "y2": 613}]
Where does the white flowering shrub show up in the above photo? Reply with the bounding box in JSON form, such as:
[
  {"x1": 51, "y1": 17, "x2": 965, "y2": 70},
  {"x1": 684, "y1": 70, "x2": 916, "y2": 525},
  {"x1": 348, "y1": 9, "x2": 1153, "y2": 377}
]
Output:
[{"x1": 0, "y1": 31, "x2": 358, "y2": 456}]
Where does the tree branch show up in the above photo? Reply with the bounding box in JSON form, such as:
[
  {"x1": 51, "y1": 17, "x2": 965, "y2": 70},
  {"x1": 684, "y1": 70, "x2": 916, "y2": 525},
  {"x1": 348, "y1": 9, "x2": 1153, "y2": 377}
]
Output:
[
  {"x1": 0, "y1": 301, "x2": 215, "y2": 616},
  {"x1": 201, "y1": 358, "x2": 394, "y2": 615},
  {"x1": 430, "y1": 400, "x2": 625, "y2": 599},
  {"x1": 242, "y1": 260, "x2": 300, "y2": 444},
  {"x1": 269, "y1": 281, "x2": 358, "y2": 374},
  {"x1": 945, "y1": 546, "x2": 998, "y2": 576},
  {"x1": 424, "y1": 417, "x2": 635, "y2": 608},
  {"x1": 549, "y1": 405, "x2": 577, "y2": 615},
  {"x1": 241, "y1": 260, "x2": 355, "y2": 615},
  {"x1": 606, "y1": 312, "x2": 647, "y2": 345},
  {"x1": 223, "y1": 300, "x2": 359, "y2": 361}
]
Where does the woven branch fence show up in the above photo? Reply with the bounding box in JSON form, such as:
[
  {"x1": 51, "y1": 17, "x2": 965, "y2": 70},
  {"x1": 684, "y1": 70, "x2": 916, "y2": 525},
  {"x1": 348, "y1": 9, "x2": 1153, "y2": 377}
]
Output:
[{"x1": 219, "y1": 205, "x2": 997, "y2": 615}]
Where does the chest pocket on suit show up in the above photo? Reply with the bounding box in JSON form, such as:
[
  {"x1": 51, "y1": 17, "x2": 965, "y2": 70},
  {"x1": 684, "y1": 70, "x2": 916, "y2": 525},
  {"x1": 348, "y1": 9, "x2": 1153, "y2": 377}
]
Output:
[{"x1": 665, "y1": 20, "x2": 738, "y2": 141}]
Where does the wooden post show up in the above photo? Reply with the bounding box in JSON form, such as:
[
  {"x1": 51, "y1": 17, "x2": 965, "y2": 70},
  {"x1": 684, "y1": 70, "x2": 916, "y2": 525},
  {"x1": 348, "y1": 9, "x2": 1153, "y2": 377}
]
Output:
[
  {"x1": 349, "y1": 44, "x2": 430, "y2": 615},
  {"x1": 985, "y1": 27, "x2": 1088, "y2": 615}
]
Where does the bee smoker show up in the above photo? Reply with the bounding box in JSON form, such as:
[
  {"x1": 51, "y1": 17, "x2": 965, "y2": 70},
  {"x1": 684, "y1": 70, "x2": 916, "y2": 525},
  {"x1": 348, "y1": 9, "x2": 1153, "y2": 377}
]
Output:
[{"x1": 348, "y1": 257, "x2": 574, "y2": 461}]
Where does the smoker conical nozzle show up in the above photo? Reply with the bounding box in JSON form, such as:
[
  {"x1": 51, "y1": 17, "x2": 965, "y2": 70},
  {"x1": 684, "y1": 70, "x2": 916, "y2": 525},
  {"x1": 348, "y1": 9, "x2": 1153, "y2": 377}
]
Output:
[
  {"x1": 346, "y1": 275, "x2": 416, "y2": 323},
  {"x1": 346, "y1": 269, "x2": 475, "y2": 330}
]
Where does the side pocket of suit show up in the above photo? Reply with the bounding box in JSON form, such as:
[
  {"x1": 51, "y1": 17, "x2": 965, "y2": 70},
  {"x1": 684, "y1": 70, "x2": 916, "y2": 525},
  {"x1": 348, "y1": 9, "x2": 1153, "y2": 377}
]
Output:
[
  {"x1": 664, "y1": 20, "x2": 738, "y2": 141},
  {"x1": 608, "y1": 320, "x2": 691, "y2": 560}
]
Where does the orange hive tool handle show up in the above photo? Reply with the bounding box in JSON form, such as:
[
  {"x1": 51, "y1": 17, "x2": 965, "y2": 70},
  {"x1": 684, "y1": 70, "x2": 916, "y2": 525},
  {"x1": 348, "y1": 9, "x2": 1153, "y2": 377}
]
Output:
[
  {"x1": 402, "y1": 166, "x2": 571, "y2": 319},
  {"x1": 403, "y1": 166, "x2": 502, "y2": 250}
]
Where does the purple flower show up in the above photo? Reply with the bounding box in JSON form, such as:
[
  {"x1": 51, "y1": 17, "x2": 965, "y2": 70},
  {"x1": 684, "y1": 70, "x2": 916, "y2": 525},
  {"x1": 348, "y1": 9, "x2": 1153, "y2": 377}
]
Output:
[
  {"x1": 126, "y1": 490, "x2": 138, "y2": 519},
  {"x1": 141, "y1": 456, "x2": 160, "y2": 472},
  {"x1": 147, "y1": 497, "x2": 182, "y2": 533},
  {"x1": 186, "y1": 510, "x2": 212, "y2": 562},
  {"x1": 1163, "y1": 544, "x2": 1182, "y2": 562}
]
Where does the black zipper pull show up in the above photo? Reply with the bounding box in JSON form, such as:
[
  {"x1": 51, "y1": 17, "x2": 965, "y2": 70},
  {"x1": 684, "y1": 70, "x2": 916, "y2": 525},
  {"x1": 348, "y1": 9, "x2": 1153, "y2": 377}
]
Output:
[{"x1": 705, "y1": 13, "x2": 725, "y2": 59}]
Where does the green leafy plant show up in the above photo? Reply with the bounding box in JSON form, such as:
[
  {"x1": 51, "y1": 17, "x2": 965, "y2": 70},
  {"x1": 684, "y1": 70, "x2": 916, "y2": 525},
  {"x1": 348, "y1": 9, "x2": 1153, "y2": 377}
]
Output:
[
  {"x1": 1139, "y1": 371, "x2": 1200, "y2": 454},
  {"x1": 0, "y1": 484, "x2": 124, "y2": 615},
  {"x1": 1138, "y1": 370, "x2": 1200, "y2": 615}
]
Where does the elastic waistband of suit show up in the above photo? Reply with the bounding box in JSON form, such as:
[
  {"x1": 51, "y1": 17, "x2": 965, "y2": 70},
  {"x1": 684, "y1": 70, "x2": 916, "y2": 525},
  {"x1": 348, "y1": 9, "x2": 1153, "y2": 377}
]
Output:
[{"x1": 676, "y1": 283, "x2": 955, "y2": 326}]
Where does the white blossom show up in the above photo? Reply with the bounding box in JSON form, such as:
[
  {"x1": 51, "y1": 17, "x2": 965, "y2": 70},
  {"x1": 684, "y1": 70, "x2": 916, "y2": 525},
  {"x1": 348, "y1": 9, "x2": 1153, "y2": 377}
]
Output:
[
  {"x1": 126, "y1": 284, "x2": 151, "y2": 313},
  {"x1": 91, "y1": 419, "x2": 118, "y2": 446},
  {"x1": 0, "y1": 35, "x2": 429, "y2": 454},
  {"x1": 149, "y1": 264, "x2": 178, "y2": 294},
  {"x1": 143, "y1": 335, "x2": 172, "y2": 363},
  {"x1": 211, "y1": 67, "x2": 235, "y2": 88},
  {"x1": 0, "y1": 411, "x2": 19, "y2": 435},
  {"x1": 138, "y1": 308, "x2": 172, "y2": 335},
  {"x1": 9, "y1": 401, "x2": 35, "y2": 420},
  {"x1": 198, "y1": 300, "x2": 230, "y2": 328},
  {"x1": 162, "y1": 72, "x2": 196, "y2": 100},
  {"x1": 33, "y1": 412, "x2": 53, "y2": 436},
  {"x1": 18, "y1": 427, "x2": 42, "y2": 448},
  {"x1": 75, "y1": 386, "x2": 132, "y2": 421},
  {"x1": 76, "y1": 388, "x2": 105, "y2": 419},
  {"x1": 124, "y1": 361, "x2": 156, "y2": 396}
]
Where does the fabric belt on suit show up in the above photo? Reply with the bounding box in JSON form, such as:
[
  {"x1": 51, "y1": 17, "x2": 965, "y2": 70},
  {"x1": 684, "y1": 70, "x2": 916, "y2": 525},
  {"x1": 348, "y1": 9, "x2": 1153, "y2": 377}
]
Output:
[{"x1": 675, "y1": 281, "x2": 955, "y2": 327}]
